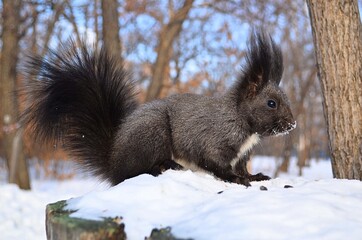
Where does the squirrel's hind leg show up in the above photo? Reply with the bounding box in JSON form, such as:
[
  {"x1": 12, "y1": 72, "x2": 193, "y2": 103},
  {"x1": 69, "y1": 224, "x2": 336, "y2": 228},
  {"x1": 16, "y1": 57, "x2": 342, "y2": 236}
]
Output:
[{"x1": 148, "y1": 159, "x2": 184, "y2": 176}]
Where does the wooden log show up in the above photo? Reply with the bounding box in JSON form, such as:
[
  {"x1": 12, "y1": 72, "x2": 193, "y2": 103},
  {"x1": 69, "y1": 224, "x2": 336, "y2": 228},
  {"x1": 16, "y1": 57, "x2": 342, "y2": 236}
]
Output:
[
  {"x1": 46, "y1": 200, "x2": 192, "y2": 239},
  {"x1": 46, "y1": 200, "x2": 126, "y2": 240}
]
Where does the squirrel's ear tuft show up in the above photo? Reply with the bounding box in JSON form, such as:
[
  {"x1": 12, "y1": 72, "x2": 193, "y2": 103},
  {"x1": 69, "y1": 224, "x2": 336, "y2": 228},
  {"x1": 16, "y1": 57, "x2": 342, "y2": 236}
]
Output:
[
  {"x1": 269, "y1": 34, "x2": 283, "y2": 85},
  {"x1": 239, "y1": 29, "x2": 284, "y2": 98}
]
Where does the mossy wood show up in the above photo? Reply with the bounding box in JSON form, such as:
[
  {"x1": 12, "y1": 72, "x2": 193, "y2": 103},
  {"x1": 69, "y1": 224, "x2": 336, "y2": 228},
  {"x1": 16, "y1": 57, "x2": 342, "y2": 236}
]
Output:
[
  {"x1": 46, "y1": 200, "x2": 126, "y2": 240},
  {"x1": 46, "y1": 200, "x2": 192, "y2": 240}
]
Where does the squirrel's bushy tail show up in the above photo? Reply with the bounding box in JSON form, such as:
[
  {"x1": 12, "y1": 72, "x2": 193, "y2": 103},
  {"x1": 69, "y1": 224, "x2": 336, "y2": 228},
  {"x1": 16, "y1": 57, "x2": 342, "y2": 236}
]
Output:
[{"x1": 22, "y1": 40, "x2": 138, "y2": 179}]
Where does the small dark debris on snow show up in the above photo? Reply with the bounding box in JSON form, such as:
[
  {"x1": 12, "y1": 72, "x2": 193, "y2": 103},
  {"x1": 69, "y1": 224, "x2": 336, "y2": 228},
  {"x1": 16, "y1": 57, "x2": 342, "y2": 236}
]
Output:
[
  {"x1": 284, "y1": 185, "x2": 294, "y2": 188},
  {"x1": 217, "y1": 191, "x2": 224, "y2": 194},
  {"x1": 259, "y1": 186, "x2": 268, "y2": 191}
]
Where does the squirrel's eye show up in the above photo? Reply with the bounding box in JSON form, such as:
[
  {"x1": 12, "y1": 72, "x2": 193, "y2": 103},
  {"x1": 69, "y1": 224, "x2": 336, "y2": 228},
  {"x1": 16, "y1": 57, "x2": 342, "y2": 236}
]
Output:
[{"x1": 267, "y1": 100, "x2": 277, "y2": 109}]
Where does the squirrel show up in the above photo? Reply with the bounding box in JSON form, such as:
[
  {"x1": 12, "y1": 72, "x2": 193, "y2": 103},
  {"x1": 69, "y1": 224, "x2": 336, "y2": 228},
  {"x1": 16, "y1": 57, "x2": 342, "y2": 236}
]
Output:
[{"x1": 22, "y1": 30, "x2": 296, "y2": 187}]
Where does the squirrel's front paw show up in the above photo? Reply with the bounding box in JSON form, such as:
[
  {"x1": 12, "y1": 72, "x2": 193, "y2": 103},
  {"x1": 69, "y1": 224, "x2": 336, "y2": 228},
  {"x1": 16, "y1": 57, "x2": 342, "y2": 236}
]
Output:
[
  {"x1": 232, "y1": 176, "x2": 251, "y2": 187},
  {"x1": 248, "y1": 172, "x2": 271, "y2": 182}
]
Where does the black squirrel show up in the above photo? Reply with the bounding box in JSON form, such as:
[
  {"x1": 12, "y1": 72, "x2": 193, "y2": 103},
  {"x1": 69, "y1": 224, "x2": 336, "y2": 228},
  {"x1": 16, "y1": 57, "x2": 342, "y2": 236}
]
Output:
[{"x1": 22, "y1": 30, "x2": 296, "y2": 186}]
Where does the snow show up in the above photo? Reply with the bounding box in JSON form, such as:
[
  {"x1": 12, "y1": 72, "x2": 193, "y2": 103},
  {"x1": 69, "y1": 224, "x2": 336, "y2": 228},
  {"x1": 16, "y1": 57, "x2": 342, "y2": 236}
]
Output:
[
  {"x1": 0, "y1": 178, "x2": 107, "y2": 239},
  {"x1": 1, "y1": 157, "x2": 362, "y2": 240}
]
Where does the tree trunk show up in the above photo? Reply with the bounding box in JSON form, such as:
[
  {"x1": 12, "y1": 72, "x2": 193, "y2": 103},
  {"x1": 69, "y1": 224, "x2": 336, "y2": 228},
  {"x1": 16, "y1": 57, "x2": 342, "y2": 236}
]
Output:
[
  {"x1": 279, "y1": 137, "x2": 293, "y2": 173},
  {"x1": 0, "y1": 0, "x2": 30, "y2": 189},
  {"x1": 297, "y1": 109, "x2": 309, "y2": 176},
  {"x1": 145, "y1": 0, "x2": 194, "y2": 101},
  {"x1": 101, "y1": 0, "x2": 122, "y2": 58},
  {"x1": 306, "y1": 0, "x2": 362, "y2": 179},
  {"x1": 94, "y1": 0, "x2": 100, "y2": 49}
]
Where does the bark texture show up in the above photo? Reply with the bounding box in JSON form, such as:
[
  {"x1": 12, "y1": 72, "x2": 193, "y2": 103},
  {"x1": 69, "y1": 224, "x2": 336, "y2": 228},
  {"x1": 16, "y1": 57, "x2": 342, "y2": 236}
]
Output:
[
  {"x1": 1, "y1": 0, "x2": 30, "y2": 189},
  {"x1": 101, "y1": 0, "x2": 122, "y2": 58},
  {"x1": 307, "y1": 0, "x2": 362, "y2": 179},
  {"x1": 145, "y1": 0, "x2": 194, "y2": 101}
]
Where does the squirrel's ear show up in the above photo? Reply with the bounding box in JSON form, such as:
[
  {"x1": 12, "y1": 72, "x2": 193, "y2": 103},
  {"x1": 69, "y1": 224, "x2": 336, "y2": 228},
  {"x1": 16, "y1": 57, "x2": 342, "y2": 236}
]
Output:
[
  {"x1": 243, "y1": 70, "x2": 264, "y2": 99},
  {"x1": 239, "y1": 30, "x2": 283, "y2": 98}
]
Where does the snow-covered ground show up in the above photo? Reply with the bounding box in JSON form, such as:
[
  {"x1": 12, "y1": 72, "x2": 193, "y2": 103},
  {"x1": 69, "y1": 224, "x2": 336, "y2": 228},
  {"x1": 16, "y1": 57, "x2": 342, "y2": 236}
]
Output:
[{"x1": 1, "y1": 157, "x2": 362, "y2": 240}]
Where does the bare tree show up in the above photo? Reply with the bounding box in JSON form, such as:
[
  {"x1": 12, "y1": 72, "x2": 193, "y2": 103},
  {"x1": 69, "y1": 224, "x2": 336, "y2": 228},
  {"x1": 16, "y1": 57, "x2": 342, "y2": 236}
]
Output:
[
  {"x1": 278, "y1": 31, "x2": 318, "y2": 175},
  {"x1": 63, "y1": 0, "x2": 82, "y2": 46},
  {"x1": 94, "y1": 0, "x2": 100, "y2": 46},
  {"x1": 101, "y1": 0, "x2": 122, "y2": 57},
  {"x1": 1, "y1": 0, "x2": 30, "y2": 189},
  {"x1": 40, "y1": 1, "x2": 67, "y2": 57},
  {"x1": 307, "y1": 0, "x2": 362, "y2": 179},
  {"x1": 145, "y1": 0, "x2": 194, "y2": 101}
]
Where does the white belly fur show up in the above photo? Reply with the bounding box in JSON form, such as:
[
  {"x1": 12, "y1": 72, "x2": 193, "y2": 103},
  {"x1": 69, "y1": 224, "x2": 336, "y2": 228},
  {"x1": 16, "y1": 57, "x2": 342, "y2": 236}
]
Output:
[
  {"x1": 172, "y1": 133, "x2": 260, "y2": 173},
  {"x1": 173, "y1": 158, "x2": 207, "y2": 173},
  {"x1": 230, "y1": 133, "x2": 260, "y2": 170}
]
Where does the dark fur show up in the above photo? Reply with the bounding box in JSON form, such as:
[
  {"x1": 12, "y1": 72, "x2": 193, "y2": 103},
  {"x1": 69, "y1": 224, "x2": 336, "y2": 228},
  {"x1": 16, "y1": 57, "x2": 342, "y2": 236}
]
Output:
[{"x1": 22, "y1": 31, "x2": 295, "y2": 186}]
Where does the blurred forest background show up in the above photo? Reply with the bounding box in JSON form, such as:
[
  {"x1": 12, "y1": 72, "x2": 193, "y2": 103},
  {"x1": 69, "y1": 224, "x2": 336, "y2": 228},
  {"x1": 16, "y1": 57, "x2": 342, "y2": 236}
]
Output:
[{"x1": 0, "y1": 0, "x2": 360, "y2": 187}]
